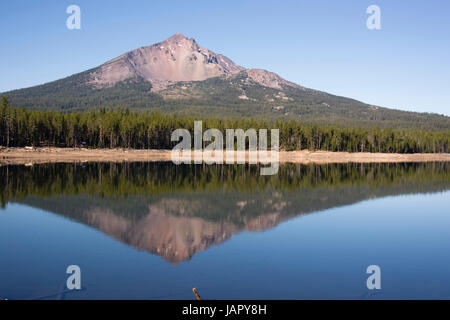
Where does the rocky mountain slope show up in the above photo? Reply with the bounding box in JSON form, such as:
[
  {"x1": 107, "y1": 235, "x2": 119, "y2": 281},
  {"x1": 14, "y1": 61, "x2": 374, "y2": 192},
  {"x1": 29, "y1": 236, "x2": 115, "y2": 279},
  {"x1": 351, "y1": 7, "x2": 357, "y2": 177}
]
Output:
[{"x1": 88, "y1": 32, "x2": 244, "y2": 91}]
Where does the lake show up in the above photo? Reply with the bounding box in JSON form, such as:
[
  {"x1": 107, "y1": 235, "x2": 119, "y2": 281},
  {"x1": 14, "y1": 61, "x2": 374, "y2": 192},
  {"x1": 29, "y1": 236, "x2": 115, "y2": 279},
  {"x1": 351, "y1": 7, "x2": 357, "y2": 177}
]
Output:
[{"x1": 0, "y1": 162, "x2": 449, "y2": 299}]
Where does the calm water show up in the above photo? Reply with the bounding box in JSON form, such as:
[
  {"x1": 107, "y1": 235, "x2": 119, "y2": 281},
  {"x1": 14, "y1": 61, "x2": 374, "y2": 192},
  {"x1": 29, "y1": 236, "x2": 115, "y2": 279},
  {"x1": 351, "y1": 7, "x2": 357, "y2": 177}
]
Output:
[{"x1": 0, "y1": 162, "x2": 449, "y2": 299}]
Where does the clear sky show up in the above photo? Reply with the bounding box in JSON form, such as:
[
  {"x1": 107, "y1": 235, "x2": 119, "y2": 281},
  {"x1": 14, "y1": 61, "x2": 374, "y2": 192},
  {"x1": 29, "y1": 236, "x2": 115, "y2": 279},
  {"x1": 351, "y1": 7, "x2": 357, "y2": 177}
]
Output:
[{"x1": 1, "y1": 0, "x2": 449, "y2": 115}]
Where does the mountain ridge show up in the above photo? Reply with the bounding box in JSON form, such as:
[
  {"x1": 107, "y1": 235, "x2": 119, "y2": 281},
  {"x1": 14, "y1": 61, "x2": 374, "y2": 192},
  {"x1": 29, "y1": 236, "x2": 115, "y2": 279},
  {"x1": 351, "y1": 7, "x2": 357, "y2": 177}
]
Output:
[
  {"x1": 87, "y1": 32, "x2": 245, "y2": 91},
  {"x1": 3, "y1": 33, "x2": 450, "y2": 130}
]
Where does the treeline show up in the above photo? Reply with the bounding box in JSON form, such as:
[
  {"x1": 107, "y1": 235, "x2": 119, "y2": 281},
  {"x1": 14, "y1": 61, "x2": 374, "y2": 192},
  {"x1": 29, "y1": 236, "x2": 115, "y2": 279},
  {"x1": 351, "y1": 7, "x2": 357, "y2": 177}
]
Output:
[
  {"x1": 2, "y1": 162, "x2": 450, "y2": 208},
  {"x1": 1, "y1": 96, "x2": 449, "y2": 153}
]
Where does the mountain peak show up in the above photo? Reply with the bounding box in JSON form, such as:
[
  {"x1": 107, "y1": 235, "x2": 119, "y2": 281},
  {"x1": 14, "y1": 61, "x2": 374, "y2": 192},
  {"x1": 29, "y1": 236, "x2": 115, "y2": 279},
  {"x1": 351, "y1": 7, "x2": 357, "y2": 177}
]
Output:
[
  {"x1": 88, "y1": 33, "x2": 243, "y2": 91},
  {"x1": 166, "y1": 32, "x2": 189, "y2": 41}
]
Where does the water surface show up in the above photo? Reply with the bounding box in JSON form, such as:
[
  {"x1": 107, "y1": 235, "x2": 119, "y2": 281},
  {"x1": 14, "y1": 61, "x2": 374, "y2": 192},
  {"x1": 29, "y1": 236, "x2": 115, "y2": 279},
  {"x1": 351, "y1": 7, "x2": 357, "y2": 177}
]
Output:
[{"x1": 0, "y1": 162, "x2": 449, "y2": 299}]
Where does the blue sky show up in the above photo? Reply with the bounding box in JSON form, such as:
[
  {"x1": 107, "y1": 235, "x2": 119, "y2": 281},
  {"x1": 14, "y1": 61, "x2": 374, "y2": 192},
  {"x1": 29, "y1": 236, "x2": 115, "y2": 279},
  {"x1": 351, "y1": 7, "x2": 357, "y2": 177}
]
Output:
[{"x1": 1, "y1": 0, "x2": 449, "y2": 115}]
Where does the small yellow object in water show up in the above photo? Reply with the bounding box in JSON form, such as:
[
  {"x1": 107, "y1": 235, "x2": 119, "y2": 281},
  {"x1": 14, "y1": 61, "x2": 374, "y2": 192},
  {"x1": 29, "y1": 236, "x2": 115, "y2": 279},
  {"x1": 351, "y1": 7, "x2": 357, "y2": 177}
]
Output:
[{"x1": 192, "y1": 288, "x2": 202, "y2": 300}]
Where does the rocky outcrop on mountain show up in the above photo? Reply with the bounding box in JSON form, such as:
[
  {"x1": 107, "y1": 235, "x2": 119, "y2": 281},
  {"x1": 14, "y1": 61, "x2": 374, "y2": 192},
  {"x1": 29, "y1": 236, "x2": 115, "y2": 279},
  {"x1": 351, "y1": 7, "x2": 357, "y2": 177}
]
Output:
[
  {"x1": 88, "y1": 32, "x2": 244, "y2": 91},
  {"x1": 246, "y1": 69, "x2": 305, "y2": 90},
  {"x1": 78, "y1": 33, "x2": 308, "y2": 94}
]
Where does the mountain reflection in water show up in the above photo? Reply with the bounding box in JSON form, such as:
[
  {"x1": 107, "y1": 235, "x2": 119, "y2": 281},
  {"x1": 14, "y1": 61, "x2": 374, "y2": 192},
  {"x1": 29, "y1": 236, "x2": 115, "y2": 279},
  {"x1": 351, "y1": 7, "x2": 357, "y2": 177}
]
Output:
[{"x1": 1, "y1": 162, "x2": 449, "y2": 264}]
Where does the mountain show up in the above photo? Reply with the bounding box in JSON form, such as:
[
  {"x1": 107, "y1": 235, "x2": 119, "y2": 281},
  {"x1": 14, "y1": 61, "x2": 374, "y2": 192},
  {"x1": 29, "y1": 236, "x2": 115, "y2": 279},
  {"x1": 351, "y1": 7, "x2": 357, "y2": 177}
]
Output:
[
  {"x1": 88, "y1": 32, "x2": 244, "y2": 91},
  {"x1": 3, "y1": 33, "x2": 450, "y2": 130}
]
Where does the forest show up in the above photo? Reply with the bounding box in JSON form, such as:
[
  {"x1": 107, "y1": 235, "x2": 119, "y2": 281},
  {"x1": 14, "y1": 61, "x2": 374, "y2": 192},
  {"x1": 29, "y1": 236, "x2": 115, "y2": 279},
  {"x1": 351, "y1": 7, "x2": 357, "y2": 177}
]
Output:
[
  {"x1": 1, "y1": 96, "x2": 449, "y2": 153},
  {"x1": 1, "y1": 162, "x2": 450, "y2": 212}
]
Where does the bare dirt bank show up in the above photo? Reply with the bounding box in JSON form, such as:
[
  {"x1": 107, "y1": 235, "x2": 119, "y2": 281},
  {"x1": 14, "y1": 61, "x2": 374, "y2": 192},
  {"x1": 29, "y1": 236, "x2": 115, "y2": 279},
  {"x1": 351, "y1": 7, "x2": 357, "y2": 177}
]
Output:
[{"x1": 1, "y1": 147, "x2": 450, "y2": 165}]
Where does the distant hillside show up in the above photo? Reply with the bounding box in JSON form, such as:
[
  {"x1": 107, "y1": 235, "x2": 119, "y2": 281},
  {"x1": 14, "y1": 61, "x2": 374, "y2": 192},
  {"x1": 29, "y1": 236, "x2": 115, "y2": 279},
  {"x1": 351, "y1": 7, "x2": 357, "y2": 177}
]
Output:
[{"x1": 3, "y1": 33, "x2": 450, "y2": 130}]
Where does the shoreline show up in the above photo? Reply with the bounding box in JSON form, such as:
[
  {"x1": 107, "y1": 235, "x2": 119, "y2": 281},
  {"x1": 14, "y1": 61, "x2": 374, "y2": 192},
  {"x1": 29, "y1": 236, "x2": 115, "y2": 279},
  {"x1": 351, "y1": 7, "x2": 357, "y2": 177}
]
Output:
[{"x1": 1, "y1": 147, "x2": 450, "y2": 165}]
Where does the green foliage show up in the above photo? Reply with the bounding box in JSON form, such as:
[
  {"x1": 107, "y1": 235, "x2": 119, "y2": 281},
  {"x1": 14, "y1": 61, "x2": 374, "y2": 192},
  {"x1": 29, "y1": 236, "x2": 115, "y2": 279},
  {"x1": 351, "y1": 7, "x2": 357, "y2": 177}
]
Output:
[
  {"x1": 2, "y1": 162, "x2": 450, "y2": 216},
  {"x1": 3, "y1": 70, "x2": 450, "y2": 130},
  {"x1": 3, "y1": 71, "x2": 163, "y2": 112},
  {"x1": 0, "y1": 97, "x2": 449, "y2": 153}
]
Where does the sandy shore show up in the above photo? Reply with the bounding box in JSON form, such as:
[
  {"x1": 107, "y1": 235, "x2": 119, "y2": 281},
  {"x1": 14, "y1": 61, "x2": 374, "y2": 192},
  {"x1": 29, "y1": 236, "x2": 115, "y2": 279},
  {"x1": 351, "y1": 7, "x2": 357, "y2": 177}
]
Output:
[{"x1": 1, "y1": 147, "x2": 450, "y2": 165}]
